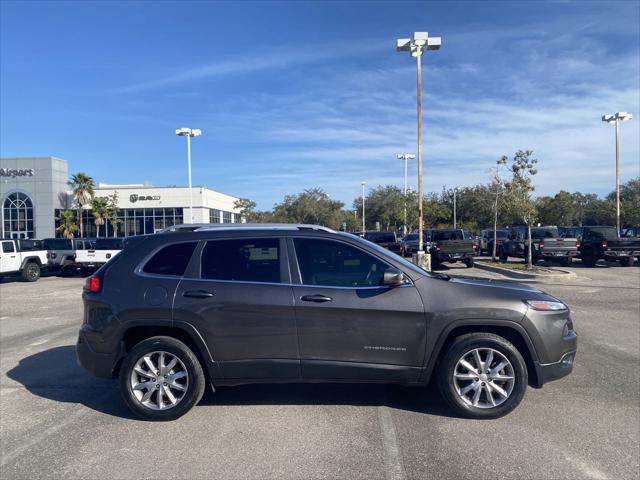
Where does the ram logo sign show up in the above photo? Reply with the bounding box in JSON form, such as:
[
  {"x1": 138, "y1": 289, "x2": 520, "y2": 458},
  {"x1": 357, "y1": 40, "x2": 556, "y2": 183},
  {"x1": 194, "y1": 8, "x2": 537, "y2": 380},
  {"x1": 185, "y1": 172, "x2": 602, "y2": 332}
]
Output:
[{"x1": 129, "y1": 194, "x2": 160, "y2": 203}]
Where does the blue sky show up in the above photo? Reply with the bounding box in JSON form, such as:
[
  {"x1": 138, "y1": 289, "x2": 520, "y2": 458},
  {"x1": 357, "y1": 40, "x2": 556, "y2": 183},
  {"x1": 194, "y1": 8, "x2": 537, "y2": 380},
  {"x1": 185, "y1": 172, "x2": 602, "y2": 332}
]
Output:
[{"x1": 1, "y1": 1, "x2": 639, "y2": 209}]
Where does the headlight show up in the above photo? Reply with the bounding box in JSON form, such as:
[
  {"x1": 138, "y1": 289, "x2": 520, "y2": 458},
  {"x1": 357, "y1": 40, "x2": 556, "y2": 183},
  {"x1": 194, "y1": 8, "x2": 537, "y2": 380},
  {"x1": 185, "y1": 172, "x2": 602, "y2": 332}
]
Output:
[{"x1": 524, "y1": 300, "x2": 568, "y2": 311}]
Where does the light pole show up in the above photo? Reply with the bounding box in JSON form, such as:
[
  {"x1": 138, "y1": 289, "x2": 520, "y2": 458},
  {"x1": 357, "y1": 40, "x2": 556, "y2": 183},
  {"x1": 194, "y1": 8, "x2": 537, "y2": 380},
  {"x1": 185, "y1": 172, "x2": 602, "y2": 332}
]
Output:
[
  {"x1": 397, "y1": 32, "x2": 441, "y2": 266},
  {"x1": 361, "y1": 181, "x2": 367, "y2": 233},
  {"x1": 397, "y1": 153, "x2": 415, "y2": 234},
  {"x1": 175, "y1": 127, "x2": 202, "y2": 224},
  {"x1": 602, "y1": 112, "x2": 633, "y2": 235},
  {"x1": 451, "y1": 187, "x2": 459, "y2": 228}
]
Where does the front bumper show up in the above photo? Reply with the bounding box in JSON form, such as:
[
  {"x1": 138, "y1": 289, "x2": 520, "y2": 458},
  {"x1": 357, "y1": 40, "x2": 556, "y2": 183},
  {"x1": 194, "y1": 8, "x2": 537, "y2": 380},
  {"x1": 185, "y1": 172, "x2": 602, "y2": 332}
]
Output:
[
  {"x1": 76, "y1": 328, "x2": 123, "y2": 378},
  {"x1": 536, "y1": 350, "x2": 577, "y2": 385}
]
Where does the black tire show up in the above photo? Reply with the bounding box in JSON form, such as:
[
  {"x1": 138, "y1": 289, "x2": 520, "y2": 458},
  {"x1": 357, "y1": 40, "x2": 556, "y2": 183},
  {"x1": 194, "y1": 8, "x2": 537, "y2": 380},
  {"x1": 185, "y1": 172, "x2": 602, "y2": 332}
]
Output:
[
  {"x1": 119, "y1": 336, "x2": 206, "y2": 421},
  {"x1": 582, "y1": 251, "x2": 597, "y2": 267},
  {"x1": 437, "y1": 333, "x2": 528, "y2": 420},
  {"x1": 463, "y1": 257, "x2": 475, "y2": 268},
  {"x1": 21, "y1": 262, "x2": 40, "y2": 282},
  {"x1": 498, "y1": 247, "x2": 508, "y2": 263},
  {"x1": 619, "y1": 256, "x2": 633, "y2": 267}
]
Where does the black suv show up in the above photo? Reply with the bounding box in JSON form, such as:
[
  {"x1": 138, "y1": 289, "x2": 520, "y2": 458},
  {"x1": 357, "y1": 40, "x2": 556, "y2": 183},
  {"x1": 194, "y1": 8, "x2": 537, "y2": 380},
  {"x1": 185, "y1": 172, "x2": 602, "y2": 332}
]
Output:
[{"x1": 77, "y1": 224, "x2": 577, "y2": 421}]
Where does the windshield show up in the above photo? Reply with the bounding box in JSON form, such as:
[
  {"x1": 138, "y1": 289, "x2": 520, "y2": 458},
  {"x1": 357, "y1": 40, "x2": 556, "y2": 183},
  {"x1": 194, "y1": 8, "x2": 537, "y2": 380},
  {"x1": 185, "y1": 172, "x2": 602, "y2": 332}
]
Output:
[
  {"x1": 405, "y1": 234, "x2": 418, "y2": 241},
  {"x1": 496, "y1": 230, "x2": 508, "y2": 238},
  {"x1": 584, "y1": 227, "x2": 618, "y2": 239},
  {"x1": 622, "y1": 228, "x2": 639, "y2": 238},
  {"x1": 365, "y1": 232, "x2": 396, "y2": 243},
  {"x1": 432, "y1": 230, "x2": 463, "y2": 241}
]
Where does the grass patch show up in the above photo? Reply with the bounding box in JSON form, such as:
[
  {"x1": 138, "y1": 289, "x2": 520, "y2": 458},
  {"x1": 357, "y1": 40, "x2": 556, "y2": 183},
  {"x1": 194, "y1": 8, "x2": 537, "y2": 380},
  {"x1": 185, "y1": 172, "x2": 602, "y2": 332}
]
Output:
[{"x1": 477, "y1": 260, "x2": 552, "y2": 273}]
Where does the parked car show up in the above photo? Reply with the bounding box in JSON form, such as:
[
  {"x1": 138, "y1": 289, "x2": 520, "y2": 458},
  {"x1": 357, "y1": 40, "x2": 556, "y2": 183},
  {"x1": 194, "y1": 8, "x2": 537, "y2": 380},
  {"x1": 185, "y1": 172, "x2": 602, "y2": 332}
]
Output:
[
  {"x1": 77, "y1": 223, "x2": 577, "y2": 421},
  {"x1": 363, "y1": 231, "x2": 402, "y2": 255},
  {"x1": 74, "y1": 237, "x2": 123, "y2": 272},
  {"x1": 500, "y1": 226, "x2": 578, "y2": 266},
  {"x1": 43, "y1": 237, "x2": 95, "y2": 275},
  {"x1": 427, "y1": 229, "x2": 476, "y2": 268},
  {"x1": 0, "y1": 239, "x2": 48, "y2": 282},
  {"x1": 569, "y1": 226, "x2": 640, "y2": 267},
  {"x1": 479, "y1": 229, "x2": 508, "y2": 256},
  {"x1": 400, "y1": 232, "x2": 428, "y2": 257}
]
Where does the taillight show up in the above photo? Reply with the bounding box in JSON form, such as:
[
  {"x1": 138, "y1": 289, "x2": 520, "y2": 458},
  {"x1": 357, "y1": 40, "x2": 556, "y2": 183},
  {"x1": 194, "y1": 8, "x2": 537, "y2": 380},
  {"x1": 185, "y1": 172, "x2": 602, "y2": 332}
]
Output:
[
  {"x1": 539, "y1": 240, "x2": 545, "y2": 249},
  {"x1": 472, "y1": 242, "x2": 478, "y2": 250},
  {"x1": 602, "y1": 240, "x2": 608, "y2": 249},
  {"x1": 576, "y1": 240, "x2": 581, "y2": 249},
  {"x1": 83, "y1": 276, "x2": 101, "y2": 293}
]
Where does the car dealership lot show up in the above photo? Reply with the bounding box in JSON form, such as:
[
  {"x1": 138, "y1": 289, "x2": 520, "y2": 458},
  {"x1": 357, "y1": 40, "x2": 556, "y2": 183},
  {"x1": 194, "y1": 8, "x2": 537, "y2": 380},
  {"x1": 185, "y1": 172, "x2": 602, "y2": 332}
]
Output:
[{"x1": 1, "y1": 266, "x2": 639, "y2": 480}]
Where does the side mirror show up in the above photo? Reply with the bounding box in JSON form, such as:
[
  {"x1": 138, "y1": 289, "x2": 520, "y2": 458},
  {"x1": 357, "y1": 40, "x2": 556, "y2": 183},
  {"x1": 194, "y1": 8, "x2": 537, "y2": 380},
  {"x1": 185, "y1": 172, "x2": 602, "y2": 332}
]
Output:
[{"x1": 383, "y1": 267, "x2": 406, "y2": 287}]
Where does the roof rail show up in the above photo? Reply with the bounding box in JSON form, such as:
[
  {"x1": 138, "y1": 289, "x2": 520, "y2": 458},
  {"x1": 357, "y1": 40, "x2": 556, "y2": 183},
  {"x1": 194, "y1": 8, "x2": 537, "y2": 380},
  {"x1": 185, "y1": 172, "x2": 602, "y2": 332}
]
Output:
[{"x1": 159, "y1": 223, "x2": 337, "y2": 234}]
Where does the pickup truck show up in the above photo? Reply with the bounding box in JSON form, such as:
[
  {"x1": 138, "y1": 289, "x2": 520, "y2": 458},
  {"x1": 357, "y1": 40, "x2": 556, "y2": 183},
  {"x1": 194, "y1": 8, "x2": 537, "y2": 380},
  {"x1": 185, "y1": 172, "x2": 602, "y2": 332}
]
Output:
[
  {"x1": 43, "y1": 237, "x2": 95, "y2": 275},
  {"x1": 427, "y1": 229, "x2": 476, "y2": 268},
  {"x1": 363, "y1": 231, "x2": 402, "y2": 255},
  {"x1": 501, "y1": 226, "x2": 578, "y2": 266},
  {"x1": 568, "y1": 226, "x2": 639, "y2": 267},
  {"x1": 479, "y1": 229, "x2": 508, "y2": 256},
  {"x1": 74, "y1": 237, "x2": 123, "y2": 272},
  {"x1": 0, "y1": 239, "x2": 49, "y2": 282}
]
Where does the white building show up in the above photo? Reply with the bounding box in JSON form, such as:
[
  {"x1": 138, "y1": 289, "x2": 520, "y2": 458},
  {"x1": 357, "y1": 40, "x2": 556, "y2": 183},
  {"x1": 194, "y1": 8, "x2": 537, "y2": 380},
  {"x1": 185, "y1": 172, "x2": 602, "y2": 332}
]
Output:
[{"x1": 0, "y1": 156, "x2": 245, "y2": 239}]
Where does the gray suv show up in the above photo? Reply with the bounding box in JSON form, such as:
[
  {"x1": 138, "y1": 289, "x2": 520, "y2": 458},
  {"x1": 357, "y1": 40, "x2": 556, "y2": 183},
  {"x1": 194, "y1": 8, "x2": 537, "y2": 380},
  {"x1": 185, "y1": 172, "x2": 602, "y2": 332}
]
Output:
[{"x1": 76, "y1": 224, "x2": 577, "y2": 421}]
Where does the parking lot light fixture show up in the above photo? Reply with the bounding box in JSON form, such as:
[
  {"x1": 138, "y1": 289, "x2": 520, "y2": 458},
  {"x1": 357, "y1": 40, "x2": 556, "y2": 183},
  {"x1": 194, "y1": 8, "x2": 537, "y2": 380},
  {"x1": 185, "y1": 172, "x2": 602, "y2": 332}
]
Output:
[
  {"x1": 397, "y1": 31, "x2": 441, "y2": 264},
  {"x1": 175, "y1": 127, "x2": 202, "y2": 224},
  {"x1": 602, "y1": 112, "x2": 633, "y2": 235},
  {"x1": 397, "y1": 154, "x2": 415, "y2": 234}
]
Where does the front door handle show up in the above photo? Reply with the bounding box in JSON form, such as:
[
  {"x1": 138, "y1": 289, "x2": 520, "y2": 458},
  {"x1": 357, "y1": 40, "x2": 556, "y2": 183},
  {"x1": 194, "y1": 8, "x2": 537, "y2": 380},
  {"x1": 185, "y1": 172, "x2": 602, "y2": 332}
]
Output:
[
  {"x1": 300, "y1": 294, "x2": 332, "y2": 303},
  {"x1": 182, "y1": 290, "x2": 214, "y2": 298}
]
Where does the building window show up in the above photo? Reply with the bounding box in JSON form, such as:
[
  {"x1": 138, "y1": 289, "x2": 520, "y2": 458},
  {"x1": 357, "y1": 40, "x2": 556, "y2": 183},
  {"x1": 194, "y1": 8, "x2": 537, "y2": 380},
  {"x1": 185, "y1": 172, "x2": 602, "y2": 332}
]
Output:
[
  {"x1": 3, "y1": 192, "x2": 34, "y2": 239},
  {"x1": 222, "y1": 211, "x2": 232, "y2": 223},
  {"x1": 210, "y1": 209, "x2": 221, "y2": 223}
]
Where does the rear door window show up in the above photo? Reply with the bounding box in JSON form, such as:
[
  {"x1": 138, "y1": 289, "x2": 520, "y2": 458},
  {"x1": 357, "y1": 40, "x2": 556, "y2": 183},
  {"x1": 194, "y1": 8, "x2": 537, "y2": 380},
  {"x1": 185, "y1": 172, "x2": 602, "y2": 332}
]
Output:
[
  {"x1": 201, "y1": 238, "x2": 282, "y2": 283},
  {"x1": 143, "y1": 242, "x2": 198, "y2": 276}
]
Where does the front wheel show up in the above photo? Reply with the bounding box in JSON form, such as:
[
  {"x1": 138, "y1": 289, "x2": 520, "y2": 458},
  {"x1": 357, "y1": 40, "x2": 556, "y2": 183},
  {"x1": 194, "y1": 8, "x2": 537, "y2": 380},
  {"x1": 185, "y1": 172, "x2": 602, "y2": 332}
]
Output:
[
  {"x1": 21, "y1": 262, "x2": 40, "y2": 282},
  {"x1": 119, "y1": 336, "x2": 206, "y2": 421},
  {"x1": 437, "y1": 333, "x2": 528, "y2": 419}
]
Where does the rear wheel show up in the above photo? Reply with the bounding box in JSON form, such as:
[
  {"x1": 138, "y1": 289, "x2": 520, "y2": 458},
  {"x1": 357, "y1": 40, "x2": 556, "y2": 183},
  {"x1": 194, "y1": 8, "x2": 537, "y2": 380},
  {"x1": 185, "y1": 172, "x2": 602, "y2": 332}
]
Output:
[
  {"x1": 498, "y1": 247, "x2": 508, "y2": 263},
  {"x1": 582, "y1": 251, "x2": 597, "y2": 267},
  {"x1": 463, "y1": 257, "x2": 475, "y2": 268},
  {"x1": 119, "y1": 336, "x2": 206, "y2": 421},
  {"x1": 619, "y1": 256, "x2": 633, "y2": 267},
  {"x1": 437, "y1": 333, "x2": 527, "y2": 419},
  {"x1": 21, "y1": 262, "x2": 40, "y2": 282}
]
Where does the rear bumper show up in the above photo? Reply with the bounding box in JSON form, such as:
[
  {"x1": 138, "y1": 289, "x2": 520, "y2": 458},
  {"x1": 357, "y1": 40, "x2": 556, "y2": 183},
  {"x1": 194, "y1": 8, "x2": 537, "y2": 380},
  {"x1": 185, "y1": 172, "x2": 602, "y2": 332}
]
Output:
[
  {"x1": 76, "y1": 328, "x2": 123, "y2": 378},
  {"x1": 539, "y1": 251, "x2": 578, "y2": 259}
]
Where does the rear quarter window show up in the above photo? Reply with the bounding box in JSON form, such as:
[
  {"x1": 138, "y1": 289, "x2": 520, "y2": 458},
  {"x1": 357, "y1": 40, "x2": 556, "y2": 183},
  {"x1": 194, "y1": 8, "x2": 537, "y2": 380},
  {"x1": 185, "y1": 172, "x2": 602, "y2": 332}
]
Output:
[{"x1": 143, "y1": 242, "x2": 198, "y2": 276}]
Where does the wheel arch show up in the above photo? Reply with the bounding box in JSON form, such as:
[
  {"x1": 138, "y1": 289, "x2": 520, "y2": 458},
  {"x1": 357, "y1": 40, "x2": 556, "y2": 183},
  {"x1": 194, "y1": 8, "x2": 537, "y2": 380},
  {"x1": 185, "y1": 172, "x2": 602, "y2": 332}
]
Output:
[
  {"x1": 20, "y1": 256, "x2": 42, "y2": 269},
  {"x1": 422, "y1": 321, "x2": 541, "y2": 388},
  {"x1": 114, "y1": 322, "x2": 216, "y2": 381}
]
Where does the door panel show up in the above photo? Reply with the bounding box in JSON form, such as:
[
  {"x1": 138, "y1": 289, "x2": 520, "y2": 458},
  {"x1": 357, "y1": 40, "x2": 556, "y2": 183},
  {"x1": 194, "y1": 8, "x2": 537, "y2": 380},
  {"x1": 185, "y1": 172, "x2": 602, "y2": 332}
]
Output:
[
  {"x1": 0, "y1": 241, "x2": 20, "y2": 272},
  {"x1": 173, "y1": 237, "x2": 299, "y2": 379},
  {"x1": 290, "y1": 237, "x2": 426, "y2": 381}
]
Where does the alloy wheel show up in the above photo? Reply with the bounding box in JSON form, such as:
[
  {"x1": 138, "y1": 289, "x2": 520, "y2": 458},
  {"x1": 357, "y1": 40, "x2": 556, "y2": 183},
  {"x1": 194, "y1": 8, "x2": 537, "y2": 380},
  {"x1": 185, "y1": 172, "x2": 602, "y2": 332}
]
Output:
[
  {"x1": 129, "y1": 351, "x2": 189, "y2": 410},
  {"x1": 452, "y1": 348, "x2": 515, "y2": 409}
]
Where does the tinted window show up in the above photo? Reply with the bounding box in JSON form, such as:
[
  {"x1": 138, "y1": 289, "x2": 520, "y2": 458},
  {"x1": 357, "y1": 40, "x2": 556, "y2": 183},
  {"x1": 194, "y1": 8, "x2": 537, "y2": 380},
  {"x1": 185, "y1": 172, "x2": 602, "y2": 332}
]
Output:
[
  {"x1": 531, "y1": 228, "x2": 559, "y2": 239},
  {"x1": 405, "y1": 234, "x2": 418, "y2": 241},
  {"x1": 584, "y1": 227, "x2": 617, "y2": 239},
  {"x1": 43, "y1": 238, "x2": 72, "y2": 250},
  {"x1": 2, "y1": 241, "x2": 15, "y2": 253},
  {"x1": 432, "y1": 230, "x2": 463, "y2": 241},
  {"x1": 496, "y1": 230, "x2": 508, "y2": 239},
  {"x1": 294, "y1": 238, "x2": 389, "y2": 287},
  {"x1": 201, "y1": 238, "x2": 281, "y2": 283},
  {"x1": 365, "y1": 232, "x2": 396, "y2": 243},
  {"x1": 143, "y1": 242, "x2": 197, "y2": 276}
]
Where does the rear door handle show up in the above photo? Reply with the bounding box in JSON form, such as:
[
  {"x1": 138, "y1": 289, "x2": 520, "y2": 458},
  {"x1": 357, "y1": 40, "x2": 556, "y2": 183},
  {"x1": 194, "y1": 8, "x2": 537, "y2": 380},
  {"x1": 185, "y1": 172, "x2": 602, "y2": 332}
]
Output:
[
  {"x1": 182, "y1": 290, "x2": 214, "y2": 298},
  {"x1": 300, "y1": 294, "x2": 332, "y2": 303}
]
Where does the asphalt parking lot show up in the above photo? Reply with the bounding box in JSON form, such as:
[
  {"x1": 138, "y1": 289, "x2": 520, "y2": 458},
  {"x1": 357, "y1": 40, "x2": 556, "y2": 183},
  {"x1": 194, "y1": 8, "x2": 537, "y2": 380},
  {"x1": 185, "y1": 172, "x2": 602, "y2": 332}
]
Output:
[{"x1": 1, "y1": 262, "x2": 639, "y2": 480}]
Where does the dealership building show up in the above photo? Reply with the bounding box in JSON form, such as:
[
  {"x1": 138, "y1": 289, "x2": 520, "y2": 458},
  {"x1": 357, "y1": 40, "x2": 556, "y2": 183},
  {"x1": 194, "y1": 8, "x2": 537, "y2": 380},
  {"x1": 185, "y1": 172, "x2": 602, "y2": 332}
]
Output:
[{"x1": 0, "y1": 156, "x2": 244, "y2": 239}]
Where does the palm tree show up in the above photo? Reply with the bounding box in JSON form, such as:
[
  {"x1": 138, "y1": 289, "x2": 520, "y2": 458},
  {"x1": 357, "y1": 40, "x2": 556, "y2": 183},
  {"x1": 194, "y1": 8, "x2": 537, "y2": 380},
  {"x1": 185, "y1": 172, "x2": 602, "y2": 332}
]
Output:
[
  {"x1": 56, "y1": 210, "x2": 79, "y2": 239},
  {"x1": 67, "y1": 173, "x2": 95, "y2": 237},
  {"x1": 90, "y1": 196, "x2": 109, "y2": 237}
]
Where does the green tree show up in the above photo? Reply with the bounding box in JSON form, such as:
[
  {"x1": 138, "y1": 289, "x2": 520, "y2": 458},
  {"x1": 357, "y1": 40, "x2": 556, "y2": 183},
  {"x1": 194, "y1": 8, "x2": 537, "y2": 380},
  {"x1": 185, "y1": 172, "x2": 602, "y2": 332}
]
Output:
[
  {"x1": 608, "y1": 177, "x2": 640, "y2": 227},
  {"x1": 89, "y1": 196, "x2": 109, "y2": 237},
  {"x1": 105, "y1": 192, "x2": 121, "y2": 237},
  {"x1": 503, "y1": 150, "x2": 538, "y2": 268},
  {"x1": 56, "y1": 210, "x2": 79, "y2": 239},
  {"x1": 273, "y1": 188, "x2": 344, "y2": 228},
  {"x1": 67, "y1": 172, "x2": 95, "y2": 237},
  {"x1": 353, "y1": 185, "x2": 405, "y2": 231}
]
